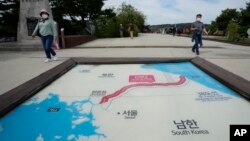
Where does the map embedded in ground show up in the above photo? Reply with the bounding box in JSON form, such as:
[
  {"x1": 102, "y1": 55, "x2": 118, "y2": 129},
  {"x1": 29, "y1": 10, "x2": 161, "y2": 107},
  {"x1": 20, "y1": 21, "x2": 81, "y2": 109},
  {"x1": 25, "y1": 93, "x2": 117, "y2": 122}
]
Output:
[{"x1": 0, "y1": 62, "x2": 250, "y2": 141}]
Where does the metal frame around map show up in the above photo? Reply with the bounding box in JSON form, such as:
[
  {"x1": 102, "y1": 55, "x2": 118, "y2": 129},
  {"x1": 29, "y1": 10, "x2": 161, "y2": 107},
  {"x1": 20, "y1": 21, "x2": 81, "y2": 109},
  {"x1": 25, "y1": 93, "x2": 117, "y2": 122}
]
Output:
[{"x1": 0, "y1": 57, "x2": 250, "y2": 118}]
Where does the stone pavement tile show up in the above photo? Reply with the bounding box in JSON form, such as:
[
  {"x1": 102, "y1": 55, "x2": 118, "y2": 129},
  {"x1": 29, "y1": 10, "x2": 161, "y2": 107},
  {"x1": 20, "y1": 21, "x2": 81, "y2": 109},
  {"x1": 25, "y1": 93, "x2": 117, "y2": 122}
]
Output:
[{"x1": 0, "y1": 51, "x2": 64, "y2": 94}]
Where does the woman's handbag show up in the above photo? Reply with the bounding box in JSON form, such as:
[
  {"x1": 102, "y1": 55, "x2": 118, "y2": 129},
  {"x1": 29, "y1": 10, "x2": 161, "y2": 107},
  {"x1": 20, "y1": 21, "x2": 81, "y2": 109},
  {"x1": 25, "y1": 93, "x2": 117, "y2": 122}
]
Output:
[{"x1": 52, "y1": 41, "x2": 60, "y2": 50}]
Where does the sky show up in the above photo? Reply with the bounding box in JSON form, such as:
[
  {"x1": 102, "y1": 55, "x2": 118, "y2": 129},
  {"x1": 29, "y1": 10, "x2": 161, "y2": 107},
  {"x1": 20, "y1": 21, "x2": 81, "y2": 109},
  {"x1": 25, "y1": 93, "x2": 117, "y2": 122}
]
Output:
[{"x1": 103, "y1": 0, "x2": 249, "y2": 25}]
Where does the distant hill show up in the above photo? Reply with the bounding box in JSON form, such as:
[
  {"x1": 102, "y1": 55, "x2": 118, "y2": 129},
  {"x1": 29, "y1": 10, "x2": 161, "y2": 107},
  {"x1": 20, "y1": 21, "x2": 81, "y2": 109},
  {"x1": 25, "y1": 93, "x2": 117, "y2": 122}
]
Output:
[{"x1": 149, "y1": 23, "x2": 209, "y2": 32}]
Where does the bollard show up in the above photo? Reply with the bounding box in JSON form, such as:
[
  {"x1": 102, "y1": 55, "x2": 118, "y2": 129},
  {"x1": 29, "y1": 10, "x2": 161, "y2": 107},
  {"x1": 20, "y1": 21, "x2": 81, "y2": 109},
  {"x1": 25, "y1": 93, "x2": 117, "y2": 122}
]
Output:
[{"x1": 61, "y1": 28, "x2": 66, "y2": 49}]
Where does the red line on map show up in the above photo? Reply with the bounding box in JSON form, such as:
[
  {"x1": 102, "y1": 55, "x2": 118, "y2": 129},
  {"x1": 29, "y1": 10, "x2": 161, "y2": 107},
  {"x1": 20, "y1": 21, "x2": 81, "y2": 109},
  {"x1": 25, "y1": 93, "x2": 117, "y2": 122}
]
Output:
[{"x1": 99, "y1": 76, "x2": 186, "y2": 104}]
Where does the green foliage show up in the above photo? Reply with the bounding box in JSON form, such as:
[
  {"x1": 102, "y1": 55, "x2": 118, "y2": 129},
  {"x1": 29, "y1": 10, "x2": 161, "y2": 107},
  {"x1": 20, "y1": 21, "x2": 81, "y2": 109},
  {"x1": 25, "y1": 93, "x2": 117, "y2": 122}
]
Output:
[
  {"x1": 207, "y1": 21, "x2": 218, "y2": 34},
  {"x1": 95, "y1": 3, "x2": 146, "y2": 38},
  {"x1": 212, "y1": 2, "x2": 250, "y2": 40},
  {"x1": 94, "y1": 8, "x2": 118, "y2": 38},
  {"x1": 50, "y1": 0, "x2": 105, "y2": 35},
  {"x1": 116, "y1": 3, "x2": 145, "y2": 31},
  {"x1": 0, "y1": 0, "x2": 145, "y2": 37},
  {"x1": 50, "y1": 0, "x2": 104, "y2": 22},
  {"x1": 226, "y1": 21, "x2": 240, "y2": 42},
  {"x1": 240, "y1": 2, "x2": 250, "y2": 27},
  {"x1": 101, "y1": 8, "x2": 117, "y2": 19},
  {"x1": 95, "y1": 15, "x2": 119, "y2": 38},
  {"x1": 238, "y1": 26, "x2": 248, "y2": 38},
  {"x1": 215, "y1": 8, "x2": 240, "y2": 31},
  {"x1": 0, "y1": 0, "x2": 19, "y2": 36}
]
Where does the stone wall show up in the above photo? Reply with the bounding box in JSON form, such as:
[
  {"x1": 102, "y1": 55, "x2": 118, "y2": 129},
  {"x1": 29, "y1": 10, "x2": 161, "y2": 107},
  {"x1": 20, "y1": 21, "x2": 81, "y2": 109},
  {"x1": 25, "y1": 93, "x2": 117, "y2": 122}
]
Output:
[
  {"x1": 63, "y1": 35, "x2": 96, "y2": 48},
  {"x1": 18, "y1": 0, "x2": 52, "y2": 44}
]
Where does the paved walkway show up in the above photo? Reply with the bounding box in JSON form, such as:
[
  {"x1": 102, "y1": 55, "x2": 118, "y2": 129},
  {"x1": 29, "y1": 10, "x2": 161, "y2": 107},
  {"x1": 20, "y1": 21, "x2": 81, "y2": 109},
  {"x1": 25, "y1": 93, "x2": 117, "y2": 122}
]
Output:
[
  {"x1": 78, "y1": 33, "x2": 245, "y2": 48},
  {"x1": 1, "y1": 33, "x2": 250, "y2": 94}
]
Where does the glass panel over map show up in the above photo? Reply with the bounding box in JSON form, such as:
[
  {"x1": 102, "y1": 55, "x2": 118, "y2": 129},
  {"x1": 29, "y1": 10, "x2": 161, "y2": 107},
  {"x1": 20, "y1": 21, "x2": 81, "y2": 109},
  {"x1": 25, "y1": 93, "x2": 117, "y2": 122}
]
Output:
[{"x1": 0, "y1": 62, "x2": 250, "y2": 141}]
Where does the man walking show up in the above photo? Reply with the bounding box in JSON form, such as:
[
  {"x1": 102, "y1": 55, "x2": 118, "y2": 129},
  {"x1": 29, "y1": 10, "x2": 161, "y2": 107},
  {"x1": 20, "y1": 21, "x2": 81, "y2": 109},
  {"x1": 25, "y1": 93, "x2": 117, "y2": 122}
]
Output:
[
  {"x1": 191, "y1": 14, "x2": 208, "y2": 55},
  {"x1": 173, "y1": 24, "x2": 177, "y2": 36}
]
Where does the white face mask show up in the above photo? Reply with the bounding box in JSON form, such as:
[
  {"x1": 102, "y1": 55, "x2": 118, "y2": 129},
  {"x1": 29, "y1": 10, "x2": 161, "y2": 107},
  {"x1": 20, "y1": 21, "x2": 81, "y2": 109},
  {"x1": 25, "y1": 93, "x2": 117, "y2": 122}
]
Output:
[
  {"x1": 196, "y1": 18, "x2": 201, "y2": 21},
  {"x1": 42, "y1": 14, "x2": 48, "y2": 19}
]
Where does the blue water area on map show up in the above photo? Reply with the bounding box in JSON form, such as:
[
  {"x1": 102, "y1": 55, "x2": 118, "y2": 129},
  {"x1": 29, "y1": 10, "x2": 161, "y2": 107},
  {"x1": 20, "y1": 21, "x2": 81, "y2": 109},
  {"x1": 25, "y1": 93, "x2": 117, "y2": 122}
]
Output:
[
  {"x1": 0, "y1": 93, "x2": 106, "y2": 141},
  {"x1": 142, "y1": 62, "x2": 239, "y2": 98}
]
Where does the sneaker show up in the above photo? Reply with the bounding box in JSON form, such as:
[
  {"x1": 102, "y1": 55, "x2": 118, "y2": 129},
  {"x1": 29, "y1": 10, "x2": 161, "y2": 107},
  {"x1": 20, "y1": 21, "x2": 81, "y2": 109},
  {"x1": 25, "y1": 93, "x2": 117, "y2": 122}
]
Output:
[
  {"x1": 52, "y1": 56, "x2": 58, "y2": 61},
  {"x1": 44, "y1": 59, "x2": 52, "y2": 63}
]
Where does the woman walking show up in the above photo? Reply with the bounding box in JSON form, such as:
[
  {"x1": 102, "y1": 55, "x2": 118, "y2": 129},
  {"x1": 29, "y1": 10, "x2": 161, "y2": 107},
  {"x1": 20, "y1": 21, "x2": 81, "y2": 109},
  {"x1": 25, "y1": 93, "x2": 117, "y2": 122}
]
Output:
[
  {"x1": 32, "y1": 9, "x2": 58, "y2": 63},
  {"x1": 128, "y1": 23, "x2": 134, "y2": 39}
]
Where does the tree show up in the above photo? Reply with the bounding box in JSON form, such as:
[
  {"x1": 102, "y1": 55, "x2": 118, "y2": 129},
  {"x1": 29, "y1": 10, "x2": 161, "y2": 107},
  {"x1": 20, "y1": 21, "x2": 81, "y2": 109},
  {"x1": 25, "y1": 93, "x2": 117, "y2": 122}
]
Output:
[
  {"x1": 208, "y1": 21, "x2": 218, "y2": 34},
  {"x1": 49, "y1": 0, "x2": 105, "y2": 34},
  {"x1": 116, "y1": 3, "x2": 146, "y2": 32},
  {"x1": 215, "y1": 8, "x2": 240, "y2": 31},
  {"x1": 95, "y1": 3, "x2": 146, "y2": 38},
  {"x1": 240, "y1": 2, "x2": 250, "y2": 27},
  {"x1": 101, "y1": 8, "x2": 116, "y2": 19},
  {"x1": 238, "y1": 2, "x2": 250, "y2": 37},
  {"x1": 227, "y1": 21, "x2": 240, "y2": 42},
  {"x1": 210, "y1": 3, "x2": 250, "y2": 38},
  {"x1": 95, "y1": 8, "x2": 118, "y2": 38},
  {"x1": 0, "y1": 0, "x2": 19, "y2": 36}
]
